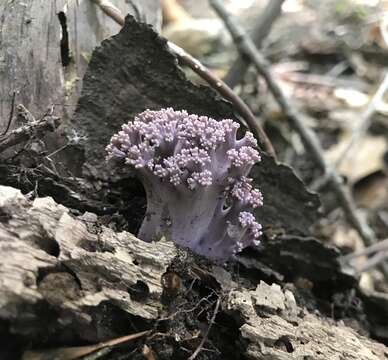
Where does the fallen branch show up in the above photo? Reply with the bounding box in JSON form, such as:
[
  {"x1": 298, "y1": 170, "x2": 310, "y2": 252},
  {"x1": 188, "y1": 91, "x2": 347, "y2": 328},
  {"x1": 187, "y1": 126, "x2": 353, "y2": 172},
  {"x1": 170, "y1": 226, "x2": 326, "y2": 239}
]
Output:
[
  {"x1": 278, "y1": 71, "x2": 368, "y2": 91},
  {"x1": 209, "y1": 0, "x2": 388, "y2": 277},
  {"x1": 343, "y1": 238, "x2": 388, "y2": 262},
  {"x1": 91, "y1": 0, "x2": 124, "y2": 25},
  {"x1": 168, "y1": 42, "x2": 276, "y2": 158},
  {"x1": 0, "y1": 114, "x2": 60, "y2": 154},
  {"x1": 334, "y1": 73, "x2": 388, "y2": 169},
  {"x1": 224, "y1": 0, "x2": 285, "y2": 88},
  {"x1": 90, "y1": 0, "x2": 276, "y2": 158},
  {"x1": 341, "y1": 238, "x2": 388, "y2": 273}
]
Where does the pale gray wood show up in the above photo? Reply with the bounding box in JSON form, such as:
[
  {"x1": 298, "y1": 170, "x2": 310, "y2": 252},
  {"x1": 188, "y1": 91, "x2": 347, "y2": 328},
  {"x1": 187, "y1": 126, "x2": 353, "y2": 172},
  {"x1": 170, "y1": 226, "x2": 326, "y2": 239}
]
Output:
[
  {"x1": 0, "y1": 185, "x2": 176, "y2": 342},
  {"x1": 0, "y1": 0, "x2": 160, "y2": 131},
  {"x1": 1, "y1": 185, "x2": 387, "y2": 358}
]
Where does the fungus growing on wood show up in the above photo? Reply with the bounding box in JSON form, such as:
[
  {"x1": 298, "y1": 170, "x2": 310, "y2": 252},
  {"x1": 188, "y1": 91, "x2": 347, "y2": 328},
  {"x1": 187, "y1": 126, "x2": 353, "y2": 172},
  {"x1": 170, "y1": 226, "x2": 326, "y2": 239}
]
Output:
[{"x1": 107, "y1": 108, "x2": 263, "y2": 260}]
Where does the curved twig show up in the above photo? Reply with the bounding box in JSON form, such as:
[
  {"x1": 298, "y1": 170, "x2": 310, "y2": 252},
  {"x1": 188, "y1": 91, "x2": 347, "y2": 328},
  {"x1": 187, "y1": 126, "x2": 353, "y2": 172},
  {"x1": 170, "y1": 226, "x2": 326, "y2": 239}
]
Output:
[
  {"x1": 168, "y1": 42, "x2": 276, "y2": 157},
  {"x1": 90, "y1": 0, "x2": 276, "y2": 158}
]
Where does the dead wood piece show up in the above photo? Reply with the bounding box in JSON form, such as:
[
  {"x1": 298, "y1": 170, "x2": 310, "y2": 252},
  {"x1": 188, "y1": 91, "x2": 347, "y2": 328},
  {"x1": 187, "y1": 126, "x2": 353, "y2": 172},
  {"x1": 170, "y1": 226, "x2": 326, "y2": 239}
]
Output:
[
  {"x1": 0, "y1": 185, "x2": 177, "y2": 343},
  {"x1": 0, "y1": 0, "x2": 161, "y2": 128},
  {"x1": 342, "y1": 238, "x2": 388, "y2": 273},
  {"x1": 0, "y1": 116, "x2": 60, "y2": 154},
  {"x1": 227, "y1": 281, "x2": 388, "y2": 359},
  {"x1": 0, "y1": 91, "x2": 16, "y2": 136},
  {"x1": 238, "y1": 234, "x2": 357, "y2": 289},
  {"x1": 224, "y1": 0, "x2": 285, "y2": 88},
  {"x1": 361, "y1": 290, "x2": 388, "y2": 342},
  {"x1": 22, "y1": 330, "x2": 150, "y2": 360}
]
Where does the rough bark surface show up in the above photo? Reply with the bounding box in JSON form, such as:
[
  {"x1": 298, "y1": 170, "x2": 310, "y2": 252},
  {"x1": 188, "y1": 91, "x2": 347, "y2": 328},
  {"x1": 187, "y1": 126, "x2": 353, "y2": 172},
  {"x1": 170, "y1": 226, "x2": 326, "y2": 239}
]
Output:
[
  {"x1": 0, "y1": 0, "x2": 161, "y2": 127},
  {"x1": 1, "y1": 185, "x2": 387, "y2": 359},
  {"x1": 228, "y1": 282, "x2": 388, "y2": 360},
  {"x1": 0, "y1": 185, "x2": 176, "y2": 349}
]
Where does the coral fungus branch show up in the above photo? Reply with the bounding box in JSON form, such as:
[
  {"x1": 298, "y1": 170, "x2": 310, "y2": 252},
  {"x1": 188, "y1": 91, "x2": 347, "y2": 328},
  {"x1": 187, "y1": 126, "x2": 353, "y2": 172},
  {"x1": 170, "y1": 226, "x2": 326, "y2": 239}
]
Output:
[{"x1": 107, "y1": 109, "x2": 262, "y2": 260}]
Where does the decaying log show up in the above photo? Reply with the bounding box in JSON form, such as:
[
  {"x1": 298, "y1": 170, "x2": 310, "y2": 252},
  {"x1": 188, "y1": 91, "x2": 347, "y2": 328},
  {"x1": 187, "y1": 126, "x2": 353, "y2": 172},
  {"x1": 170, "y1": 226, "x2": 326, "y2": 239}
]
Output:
[
  {"x1": 1, "y1": 185, "x2": 388, "y2": 359},
  {"x1": 0, "y1": 115, "x2": 60, "y2": 153},
  {"x1": 2, "y1": 3, "x2": 388, "y2": 359},
  {"x1": 228, "y1": 282, "x2": 388, "y2": 359},
  {"x1": 0, "y1": 185, "x2": 177, "y2": 345}
]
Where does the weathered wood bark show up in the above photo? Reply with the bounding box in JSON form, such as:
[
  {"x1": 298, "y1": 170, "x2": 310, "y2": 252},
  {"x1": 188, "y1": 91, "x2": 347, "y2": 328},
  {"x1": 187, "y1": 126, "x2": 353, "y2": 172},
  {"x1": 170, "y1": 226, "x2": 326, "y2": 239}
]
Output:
[
  {"x1": 228, "y1": 282, "x2": 388, "y2": 359},
  {"x1": 0, "y1": 185, "x2": 177, "y2": 357},
  {"x1": 0, "y1": 0, "x2": 161, "y2": 128},
  {"x1": 1, "y1": 185, "x2": 388, "y2": 359}
]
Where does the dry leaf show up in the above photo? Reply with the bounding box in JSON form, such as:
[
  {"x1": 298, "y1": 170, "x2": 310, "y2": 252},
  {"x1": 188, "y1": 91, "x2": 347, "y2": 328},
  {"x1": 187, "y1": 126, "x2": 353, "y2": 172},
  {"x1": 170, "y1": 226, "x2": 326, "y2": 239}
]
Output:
[
  {"x1": 334, "y1": 88, "x2": 369, "y2": 108},
  {"x1": 353, "y1": 170, "x2": 388, "y2": 209},
  {"x1": 325, "y1": 135, "x2": 387, "y2": 183}
]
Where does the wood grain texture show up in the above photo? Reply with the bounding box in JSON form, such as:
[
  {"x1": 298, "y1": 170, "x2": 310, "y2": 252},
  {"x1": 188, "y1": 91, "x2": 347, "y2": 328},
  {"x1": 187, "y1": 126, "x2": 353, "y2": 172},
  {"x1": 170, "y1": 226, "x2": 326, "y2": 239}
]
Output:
[
  {"x1": 0, "y1": 186, "x2": 386, "y2": 359},
  {"x1": 0, "y1": 185, "x2": 176, "y2": 344},
  {"x1": 0, "y1": 0, "x2": 160, "y2": 130}
]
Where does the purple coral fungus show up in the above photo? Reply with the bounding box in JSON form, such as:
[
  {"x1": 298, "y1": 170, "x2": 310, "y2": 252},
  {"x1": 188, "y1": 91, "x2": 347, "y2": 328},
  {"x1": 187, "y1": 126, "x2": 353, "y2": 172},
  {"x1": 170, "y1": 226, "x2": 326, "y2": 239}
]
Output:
[{"x1": 106, "y1": 108, "x2": 263, "y2": 260}]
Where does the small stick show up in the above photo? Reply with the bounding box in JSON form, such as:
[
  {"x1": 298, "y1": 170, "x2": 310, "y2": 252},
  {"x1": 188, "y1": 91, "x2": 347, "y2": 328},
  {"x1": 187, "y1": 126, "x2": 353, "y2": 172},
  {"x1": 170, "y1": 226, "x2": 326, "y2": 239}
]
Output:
[
  {"x1": 342, "y1": 238, "x2": 388, "y2": 261},
  {"x1": 359, "y1": 251, "x2": 388, "y2": 273},
  {"x1": 0, "y1": 115, "x2": 60, "y2": 154},
  {"x1": 168, "y1": 42, "x2": 276, "y2": 157},
  {"x1": 209, "y1": 0, "x2": 388, "y2": 277},
  {"x1": 22, "y1": 330, "x2": 150, "y2": 360},
  {"x1": 279, "y1": 71, "x2": 367, "y2": 91},
  {"x1": 224, "y1": 0, "x2": 285, "y2": 88},
  {"x1": 188, "y1": 297, "x2": 221, "y2": 360},
  {"x1": 334, "y1": 73, "x2": 388, "y2": 169},
  {"x1": 89, "y1": 0, "x2": 276, "y2": 158},
  {"x1": 91, "y1": 0, "x2": 124, "y2": 25}
]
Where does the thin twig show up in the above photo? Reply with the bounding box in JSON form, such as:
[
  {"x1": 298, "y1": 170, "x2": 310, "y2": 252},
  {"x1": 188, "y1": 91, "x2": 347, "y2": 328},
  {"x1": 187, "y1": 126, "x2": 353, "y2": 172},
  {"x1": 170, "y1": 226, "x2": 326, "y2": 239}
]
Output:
[
  {"x1": 1, "y1": 91, "x2": 16, "y2": 136},
  {"x1": 341, "y1": 238, "x2": 388, "y2": 274},
  {"x1": 359, "y1": 251, "x2": 388, "y2": 273},
  {"x1": 334, "y1": 73, "x2": 388, "y2": 169},
  {"x1": 22, "y1": 330, "x2": 150, "y2": 360},
  {"x1": 278, "y1": 71, "x2": 367, "y2": 91},
  {"x1": 209, "y1": 0, "x2": 388, "y2": 277},
  {"x1": 168, "y1": 42, "x2": 276, "y2": 157},
  {"x1": 89, "y1": 0, "x2": 276, "y2": 158},
  {"x1": 0, "y1": 115, "x2": 60, "y2": 154},
  {"x1": 188, "y1": 297, "x2": 221, "y2": 360},
  {"x1": 224, "y1": 0, "x2": 285, "y2": 88},
  {"x1": 91, "y1": 0, "x2": 124, "y2": 25},
  {"x1": 342, "y1": 238, "x2": 388, "y2": 262}
]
